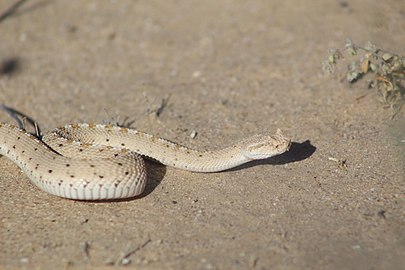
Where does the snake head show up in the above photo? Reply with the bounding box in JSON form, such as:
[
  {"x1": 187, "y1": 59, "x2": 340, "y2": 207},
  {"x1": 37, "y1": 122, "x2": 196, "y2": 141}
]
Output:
[{"x1": 242, "y1": 129, "x2": 291, "y2": 160}]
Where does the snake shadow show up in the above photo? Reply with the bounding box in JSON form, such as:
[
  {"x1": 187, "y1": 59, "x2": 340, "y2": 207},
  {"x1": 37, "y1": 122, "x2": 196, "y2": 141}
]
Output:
[
  {"x1": 226, "y1": 140, "x2": 316, "y2": 172},
  {"x1": 140, "y1": 161, "x2": 166, "y2": 197}
]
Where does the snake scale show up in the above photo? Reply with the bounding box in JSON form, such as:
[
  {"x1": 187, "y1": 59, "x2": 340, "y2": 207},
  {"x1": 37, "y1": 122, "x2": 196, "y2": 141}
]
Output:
[{"x1": 0, "y1": 122, "x2": 291, "y2": 200}]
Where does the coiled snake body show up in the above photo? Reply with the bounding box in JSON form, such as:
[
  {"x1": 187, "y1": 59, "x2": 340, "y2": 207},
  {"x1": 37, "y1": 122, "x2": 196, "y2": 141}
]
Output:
[{"x1": 0, "y1": 122, "x2": 291, "y2": 200}]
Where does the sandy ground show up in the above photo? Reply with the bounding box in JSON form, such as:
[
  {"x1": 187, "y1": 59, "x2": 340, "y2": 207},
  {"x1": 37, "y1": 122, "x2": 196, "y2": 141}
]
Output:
[{"x1": 0, "y1": 0, "x2": 404, "y2": 269}]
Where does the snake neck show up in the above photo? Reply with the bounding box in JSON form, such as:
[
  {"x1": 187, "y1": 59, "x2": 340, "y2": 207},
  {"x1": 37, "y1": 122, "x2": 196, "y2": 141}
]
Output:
[{"x1": 151, "y1": 146, "x2": 250, "y2": 172}]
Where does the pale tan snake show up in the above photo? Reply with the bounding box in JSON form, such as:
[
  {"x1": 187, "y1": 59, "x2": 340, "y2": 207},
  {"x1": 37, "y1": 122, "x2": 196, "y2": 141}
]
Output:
[{"x1": 0, "y1": 122, "x2": 291, "y2": 200}]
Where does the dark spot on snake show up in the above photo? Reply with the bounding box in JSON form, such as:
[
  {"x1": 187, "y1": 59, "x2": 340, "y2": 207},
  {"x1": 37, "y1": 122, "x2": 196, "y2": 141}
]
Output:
[
  {"x1": 121, "y1": 143, "x2": 125, "y2": 146},
  {"x1": 70, "y1": 175, "x2": 75, "y2": 178},
  {"x1": 99, "y1": 175, "x2": 104, "y2": 179},
  {"x1": 114, "y1": 183, "x2": 118, "y2": 187},
  {"x1": 22, "y1": 150, "x2": 25, "y2": 153},
  {"x1": 117, "y1": 162, "x2": 123, "y2": 166},
  {"x1": 17, "y1": 136, "x2": 20, "y2": 140},
  {"x1": 59, "y1": 144, "x2": 63, "y2": 147},
  {"x1": 28, "y1": 157, "x2": 32, "y2": 160},
  {"x1": 34, "y1": 148, "x2": 38, "y2": 151},
  {"x1": 125, "y1": 171, "x2": 129, "y2": 175},
  {"x1": 79, "y1": 149, "x2": 83, "y2": 152},
  {"x1": 90, "y1": 164, "x2": 95, "y2": 168},
  {"x1": 12, "y1": 145, "x2": 16, "y2": 149},
  {"x1": 106, "y1": 138, "x2": 110, "y2": 142},
  {"x1": 48, "y1": 170, "x2": 52, "y2": 173},
  {"x1": 66, "y1": 164, "x2": 70, "y2": 167},
  {"x1": 114, "y1": 153, "x2": 119, "y2": 157}
]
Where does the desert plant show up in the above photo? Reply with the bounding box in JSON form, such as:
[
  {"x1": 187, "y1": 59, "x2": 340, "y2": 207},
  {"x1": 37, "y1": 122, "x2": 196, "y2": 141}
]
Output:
[{"x1": 323, "y1": 39, "x2": 404, "y2": 118}]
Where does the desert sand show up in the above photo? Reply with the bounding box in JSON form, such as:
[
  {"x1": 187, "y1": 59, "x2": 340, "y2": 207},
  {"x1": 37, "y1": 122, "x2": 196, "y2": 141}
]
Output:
[{"x1": 0, "y1": 1, "x2": 404, "y2": 269}]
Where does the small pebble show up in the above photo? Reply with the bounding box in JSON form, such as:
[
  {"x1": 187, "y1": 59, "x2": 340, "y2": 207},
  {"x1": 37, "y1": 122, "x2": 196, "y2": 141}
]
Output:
[
  {"x1": 190, "y1": 130, "x2": 197, "y2": 139},
  {"x1": 121, "y1": 258, "x2": 131, "y2": 265},
  {"x1": 192, "y1": 70, "x2": 201, "y2": 78}
]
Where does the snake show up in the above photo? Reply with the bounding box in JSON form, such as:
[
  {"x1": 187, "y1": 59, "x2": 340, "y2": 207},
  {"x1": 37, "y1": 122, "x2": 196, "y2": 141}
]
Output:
[{"x1": 0, "y1": 122, "x2": 291, "y2": 200}]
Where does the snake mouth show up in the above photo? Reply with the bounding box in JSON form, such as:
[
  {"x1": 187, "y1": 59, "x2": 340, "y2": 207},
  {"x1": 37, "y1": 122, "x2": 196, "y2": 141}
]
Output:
[{"x1": 283, "y1": 139, "x2": 292, "y2": 152}]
